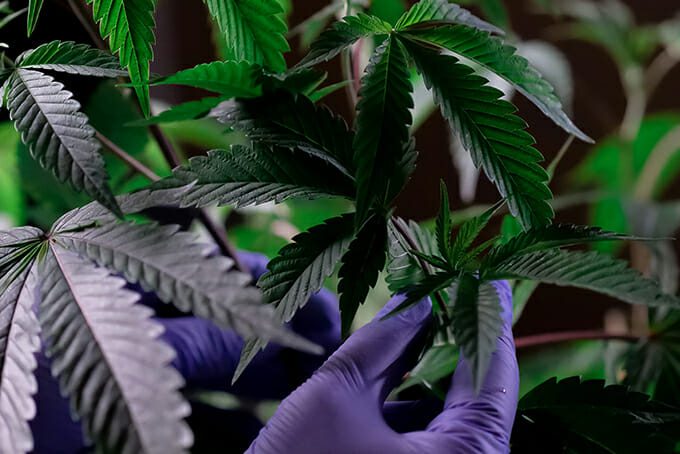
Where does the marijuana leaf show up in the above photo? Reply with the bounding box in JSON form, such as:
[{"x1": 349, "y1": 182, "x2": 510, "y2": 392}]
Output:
[
  {"x1": 203, "y1": 0, "x2": 289, "y2": 72},
  {"x1": 403, "y1": 40, "x2": 552, "y2": 230},
  {"x1": 135, "y1": 97, "x2": 225, "y2": 125},
  {"x1": 16, "y1": 41, "x2": 127, "y2": 78},
  {"x1": 451, "y1": 274, "x2": 502, "y2": 392},
  {"x1": 40, "y1": 246, "x2": 192, "y2": 453},
  {"x1": 211, "y1": 92, "x2": 355, "y2": 175},
  {"x1": 513, "y1": 377, "x2": 680, "y2": 453},
  {"x1": 5, "y1": 69, "x2": 121, "y2": 216},
  {"x1": 88, "y1": 0, "x2": 156, "y2": 116},
  {"x1": 260, "y1": 213, "x2": 355, "y2": 322},
  {"x1": 0, "y1": 263, "x2": 40, "y2": 454},
  {"x1": 483, "y1": 224, "x2": 634, "y2": 269},
  {"x1": 147, "y1": 61, "x2": 262, "y2": 97},
  {"x1": 338, "y1": 214, "x2": 388, "y2": 335},
  {"x1": 489, "y1": 248, "x2": 680, "y2": 308},
  {"x1": 26, "y1": 0, "x2": 43, "y2": 36},
  {"x1": 354, "y1": 36, "x2": 414, "y2": 224},
  {"x1": 298, "y1": 13, "x2": 392, "y2": 68},
  {"x1": 435, "y1": 181, "x2": 452, "y2": 260},
  {"x1": 401, "y1": 24, "x2": 591, "y2": 141},
  {"x1": 236, "y1": 214, "x2": 355, "y2": 380},
  {"x1": 395, "y1": 0, "x2": 500, "y2": 33},
  {"x1": 54, "y1": 221, "x2": 320, "y2": 352},
  {"x1": 153, "y1": 144, "x2": 355, "y2": 208}
]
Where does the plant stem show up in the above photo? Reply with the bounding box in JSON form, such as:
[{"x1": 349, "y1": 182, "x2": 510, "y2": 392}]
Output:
[
  {"x1": 95, "y1": 131, "x2": 160, "y2": 182},
  {"x1": 69, "y1": 0, "x2": 106, "y2": 50},
  {"x1": 645, "y1": 47, "x2": 680, "y2": 99},
  {"x1": 515, "y1": 330, "x2": 641, "y2": 349},
  {"x1": 391, "y1": 219, "x2": 450, "y2": 321},
  {"x1": 547, "y1": 134, "x2": 575, "y2": 181}
]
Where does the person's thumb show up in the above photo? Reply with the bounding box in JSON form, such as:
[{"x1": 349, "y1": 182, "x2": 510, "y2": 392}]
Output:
[{"x1": 320, "y1": 296, "x2": 432, "y2": 398}]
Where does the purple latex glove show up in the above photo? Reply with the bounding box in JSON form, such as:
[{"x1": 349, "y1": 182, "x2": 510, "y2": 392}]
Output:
[
  {"x1": 248, "y1": 281, "x2": 519, "y2": 453},
  {"x1": 31, "y1": 251, "x2": 341, "y2": 453}
]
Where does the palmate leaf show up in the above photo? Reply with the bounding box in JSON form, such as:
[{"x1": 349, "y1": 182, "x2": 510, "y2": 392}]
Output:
[
  {"x1": 40, "y1": 245, "x2": 192, "y2": 454},
  {"x1": 0, "y1": 263, "x2": 40, "y2": 454},
  {"x1": 297, "y1": 13, "x2": 392, "y2": 68},
  {"x1": 490, "y1": 248, "x2": 680, "y2": 309},
  {"x1": 394, "y1": 0, "x2": 500, "y2": 33},
  {"x1": 152, "y1": 144, "x2": 355, "y2": 208},
  {"x1": 338, "y1": 214, "x2": 388, "y2": 334},
  {"x1": 211, "y1": 92, "x2": 355, "y2": 175},
  {"x1": 5, "y1": 69, "x2": 121, "y2": 216},
  {"x1": 623, "y1": 313, "x2": 680, "y2": 406},
  {"x1": 236, "y1": 214, "x2": 356, "y2": 380},
  {"x1": 513, "y1": 377, "x2": 680, "y2": 453},
  {"x1": 449, "y1": 200, "x2": 503, "y2": 266},
  {"x1": 0, "y1": 227, "x2": 43, "y2": 274},
  {"x1": 450, "y1": 274, "x2": 502, "y2": 392},
  {"x1": 27, "y1": 0, "x2": 43, "y2": 36},
  {"x1": 88, "y1": 0, "x2": 156, "y2": 116},
  {"x1": 203, "y1": 0, "x2": 288, "y2": 72},
  {"x1": 482, "y1": 224, "x2": 633, "y2": 270},
  {"x1": 354, "y1": 36, "x2": 414, "y2": 224},
  {"x1": 16, "y1": 41, "x2": 127, "y2": 78},
  {"x1": 402, "y1": 41, "x2": 552, "y2": 230},
  {"x1": 147, "y1": 61, "x2": 262, "y2": 97},
  {"x1": 53, "y1": 221, "x2": 320, "y2": 352},
  {"x1": 401, "y1": 25, "x2": 591, "y2": 141}
]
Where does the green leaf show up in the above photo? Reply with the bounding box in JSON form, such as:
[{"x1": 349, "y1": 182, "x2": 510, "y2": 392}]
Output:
[
  {"x1": 54, "y1": 220, "x2": 321, "y2": 352},
  {"x1": 354, "y1": 36, "x2": 414, "y2": 224},
  {"x1": 450, "y1": 200, "x2": 502, "y2": 266},
  {"x1": 211, "y1": 92, "x2": 355, "y2": 176},
  {"x1": 6, "y1": 69, "x2": 121, "y2": 217},
  {"x1": 395, "y1": 343, "x2": 458, "y2": 393},
  {"x1": 0, "y1": 263, "x2": 40, "y2": 454},
  {"x1": 483, "y1": 224, "x2": 633, "y2": 270},
  {"x1": 16, "y1": 41, "x2": 127, "y2": 78},
  {"x1": 386, "y1": 217, "x2": 441, "y2": 294},
  {"x1": 40, "y1": 245, "x2": 192, "y2": 453},
  {"x1": 338, "y1": 214, "x2": 388, "y2": 335},
  {"x1": 298, "y1": 13, "x2": 392, "y2": 68},
  {"x1": 134, "y1": 97, "x2": 225, "y2": 125},
  {"x1": 26, "y1": 0, "x2": 42, "y2": 36},
  {"x1": 435, "y1": 181, "x2": 452, "y2": 260},
  {"x1": 203, "y1": 0, "x2": 289, "y2": 72},
  {"x1": 395, "y1": 0, "x2": 499, "y2": 32},
  {"x1": 491, "y1": 248, "x2": 680, "y2": 309},
  {"x1": 392, "y1": 271, "x2": 456, "y2": 316},
  {"x1": 147, "y1": 61, "x2": 262, "y2": 96},
  {"x1": 401, "y1": 25, "x2": 591, "y2": 142},
  {"x1": 152, "y1": 144, "x2": 355, "y2": 208},
  {"x1": 88, "y1": 0, "x2": 156, "y2": 116},
  {"x1": 513, "y1": 377, "x2": 680, "y2": 453},
  {"x1": 450, "y1": 274, "x2": 502, "y2": 392},
  {"x1": 623, "y1": 312, "x2": 680, "y2": 406},
  {"x1": 259, "y1": 213, "x2": 354, "y2": 321},
  {"x1": 402, "y1": 41, "x2": 552, "y2": 230}
]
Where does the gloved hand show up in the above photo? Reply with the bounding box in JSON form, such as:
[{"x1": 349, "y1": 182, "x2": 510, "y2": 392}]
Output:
[
  {"x1": 31, "y1": 251, "x2": 341, "y2": 454},
  {"x1": 247, "y1": 281, "x2": 519, "y2": 454}
]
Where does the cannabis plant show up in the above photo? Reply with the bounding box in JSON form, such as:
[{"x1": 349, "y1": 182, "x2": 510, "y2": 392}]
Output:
[{"x1": 0, "y1": 0, "x2": 679, "y2": 452}]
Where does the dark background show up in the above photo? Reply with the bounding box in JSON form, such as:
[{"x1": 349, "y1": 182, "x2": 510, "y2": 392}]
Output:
[{"x1": 4, "y1": 0, "x2": 680, "y2": 338}]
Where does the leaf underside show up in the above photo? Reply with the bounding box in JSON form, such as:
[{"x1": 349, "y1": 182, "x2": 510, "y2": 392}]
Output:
[
  {"x1": 6, "y1": 69, "x2": 120, "y2": 216},
  {"x1": 40, "y1": 246, "x2": 192, "y2": 454},
  {"x1": 16, "y1": 40, "x2": 127, "y2": 78}
]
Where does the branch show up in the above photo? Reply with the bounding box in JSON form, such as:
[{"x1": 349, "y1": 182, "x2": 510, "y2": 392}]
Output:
[
  {"x1": 515, "y1": 330, "x2": 641, "y2": 349},
  {"x1": 95, "y1": 131, "x2": 159, "y2": 182}
]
